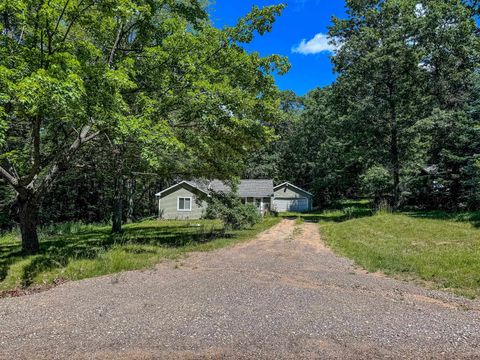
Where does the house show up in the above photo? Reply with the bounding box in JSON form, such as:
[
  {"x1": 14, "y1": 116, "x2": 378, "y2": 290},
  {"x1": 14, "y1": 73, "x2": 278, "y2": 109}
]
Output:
[
  {"x1": 155, "y1": 180, "x2": 313, "y2": 220},
  {"x1": 273, "y1": 182, "x2": 313, "y2": 213},
  {"x1": 155, "y1": 180, "x2": 275, "y2": 220}
]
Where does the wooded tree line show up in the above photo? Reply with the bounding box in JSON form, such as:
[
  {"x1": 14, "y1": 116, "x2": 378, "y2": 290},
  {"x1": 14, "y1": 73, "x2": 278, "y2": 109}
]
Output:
[{"x1": 249, "y1": 0, "x2": 480, "y2": 210}]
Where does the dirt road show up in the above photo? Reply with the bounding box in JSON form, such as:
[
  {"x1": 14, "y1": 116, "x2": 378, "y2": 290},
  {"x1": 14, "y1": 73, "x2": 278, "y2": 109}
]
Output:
[{"x1": 1, "y1": 219, "x2": 479, "y2": 359}]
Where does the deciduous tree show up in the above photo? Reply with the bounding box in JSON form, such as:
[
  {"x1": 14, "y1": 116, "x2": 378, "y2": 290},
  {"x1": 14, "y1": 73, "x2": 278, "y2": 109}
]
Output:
[{"x1": 0, "y1": 0, "x2": 288, "y2": 251}]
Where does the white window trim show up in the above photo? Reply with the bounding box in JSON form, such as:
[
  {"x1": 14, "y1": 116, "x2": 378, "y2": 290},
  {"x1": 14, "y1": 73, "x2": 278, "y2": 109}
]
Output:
[{"x1": 177, "y1": 197, "x2": 192, "y2": 212}]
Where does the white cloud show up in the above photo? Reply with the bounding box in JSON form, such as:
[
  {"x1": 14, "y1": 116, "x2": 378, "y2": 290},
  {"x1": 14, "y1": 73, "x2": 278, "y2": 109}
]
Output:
[{"x1": 292, "y1": 33, "x2": 336, "y2": 55}]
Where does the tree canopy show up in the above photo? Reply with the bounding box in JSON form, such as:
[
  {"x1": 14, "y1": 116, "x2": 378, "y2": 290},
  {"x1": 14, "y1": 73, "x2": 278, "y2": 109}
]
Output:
[
  {"x1": 0, "y1": 0, "x2": 288, "y2": 252},
  {"x1": 244, "y1": 0, "x2": 480, "y2": 210}
]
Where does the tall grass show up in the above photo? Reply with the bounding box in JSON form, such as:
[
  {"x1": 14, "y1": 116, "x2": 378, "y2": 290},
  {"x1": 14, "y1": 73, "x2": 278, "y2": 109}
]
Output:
[
  {"x1": 40, "y1": 221, "x2": 103, "y2": 237},
  {"x1": 1, "y1": 221, "x2": 107, "y2": 243}
]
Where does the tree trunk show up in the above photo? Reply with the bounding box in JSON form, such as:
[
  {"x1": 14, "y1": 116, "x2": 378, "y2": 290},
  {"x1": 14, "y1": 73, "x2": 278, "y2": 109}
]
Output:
[
  {"x1": 111, "y1": 177, "x2": 124, "y2": 233},
  {"x1": 17, "y1": 193, "x2": 40, "y2": 254},
  {"x1": 126, "y1": 178, "x2": 136, "y2": 223},
  {"x1": 390, "y1": 115, "x2": 400, "y2": 209},
  {"x1": 388, "y1": 81, "x2": 400, "y2": 209}
]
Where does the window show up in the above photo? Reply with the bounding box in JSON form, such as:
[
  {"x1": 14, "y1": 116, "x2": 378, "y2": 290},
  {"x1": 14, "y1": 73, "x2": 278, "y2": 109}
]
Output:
[{"x1": 177, "y1": 197, "x2": 192, "y2": 211}]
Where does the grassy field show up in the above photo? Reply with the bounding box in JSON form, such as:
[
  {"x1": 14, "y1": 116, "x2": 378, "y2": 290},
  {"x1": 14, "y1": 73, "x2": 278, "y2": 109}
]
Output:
[
  {"x1": 286, "y1": 202, "x2": 480, "y2": 298},
  {"x1": 0, "y1": 217, "x2": 280, "y2": 295}
]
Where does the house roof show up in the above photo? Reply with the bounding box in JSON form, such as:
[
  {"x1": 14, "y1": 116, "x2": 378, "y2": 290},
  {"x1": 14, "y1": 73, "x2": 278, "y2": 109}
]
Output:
[
  {"x1": 155, "y1": 180, "x2": 209, "y2": 197},
  {"x1": 156, "y1": 179, "x2": 274, "y2": 198},
  {"x1": 209, "y1": 179, "x2": 274, "y2": 198},
  {"x1": 274, "y1": 182, "x2": 313, "y2": 197}
]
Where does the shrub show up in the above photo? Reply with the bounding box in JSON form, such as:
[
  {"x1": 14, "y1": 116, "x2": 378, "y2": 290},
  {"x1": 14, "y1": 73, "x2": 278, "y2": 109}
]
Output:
[
  {"x1": 342, "y1": 206, "x2": 355, "y2": 219},
  {"x1": 205, "y1": 192, "x2": 261, "y2": 230},
  {"x1": 360, "y1": 165, "x2": 393, "y2": 205}
]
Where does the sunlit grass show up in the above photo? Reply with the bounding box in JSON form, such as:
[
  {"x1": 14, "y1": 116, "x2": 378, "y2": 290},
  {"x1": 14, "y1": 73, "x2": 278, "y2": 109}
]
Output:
[
  {"x1": 0, "y1": 217, "x2": 280, "y2": 294},
  {"x1": 318, "y1": 206, "x2": 480, "y2": 298},
  {"x1": 281, "y1": 200, "x2": 480, "y2": 298}
]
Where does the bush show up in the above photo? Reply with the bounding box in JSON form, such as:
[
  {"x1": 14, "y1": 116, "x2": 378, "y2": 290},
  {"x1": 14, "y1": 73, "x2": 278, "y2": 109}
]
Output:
[
  {"x1": 360, "y1": 165, "x2": 393, "y2": 205},
  {"x1": 205, "y1": 192, "x2": 261, "y2": 230}
]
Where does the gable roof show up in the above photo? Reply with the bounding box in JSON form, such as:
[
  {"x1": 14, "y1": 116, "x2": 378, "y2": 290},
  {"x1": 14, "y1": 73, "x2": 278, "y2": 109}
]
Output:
[
  {"x1": 156, "y1": 179, "x2": 274, "y2": 198},
  {"x1": 274, "y1": 182, "x2": 313, "y2": 197},
  {"x1": 155, "y1": 180, "x2": 209, "y2": 197}
]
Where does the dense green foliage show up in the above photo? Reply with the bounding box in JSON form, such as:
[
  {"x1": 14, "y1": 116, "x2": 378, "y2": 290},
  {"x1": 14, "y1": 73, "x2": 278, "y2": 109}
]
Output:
[
  {"x1": 249, "y1": 0, "x2": 480, "y2": 211},
  {"x1": 0, "y1": 0, "x2": 288, "y2": 250},
  {"x1": 360, "y1": 166, "x2": 393, "y2": 205},
  {"x1": 243, "y1": 90, "x2": 304, "y2": 181},
  {"x1": 205, "y1": 192, "x2": 261, "y2": 230}
]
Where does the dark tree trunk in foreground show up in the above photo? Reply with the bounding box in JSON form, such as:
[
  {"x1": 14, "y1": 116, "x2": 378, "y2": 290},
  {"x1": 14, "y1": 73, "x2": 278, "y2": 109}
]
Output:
[
  {"x1": 0, "y1": 125, "x2": 99, "y2": 254},
  {"x1": 17, "y1": 193, "x2": 40, "y2": 254}
]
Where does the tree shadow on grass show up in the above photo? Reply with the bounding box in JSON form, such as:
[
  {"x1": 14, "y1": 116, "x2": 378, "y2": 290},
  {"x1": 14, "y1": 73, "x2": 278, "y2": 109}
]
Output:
[
  {"x1": 0, "y1": 223, "x2": 230, "y2": 288},
  {"x1": 283, "y1": 200, "x2": 375, "y2": 224},
  {"x1": 404, "y1": 210, "x2": 480, "y2": 228},
  {"x1": 293, "y1": 201, "x2": 480, "y2": 226},
  {"x1": 302, "y1": 208, "x2": 375, "y2": 223}
]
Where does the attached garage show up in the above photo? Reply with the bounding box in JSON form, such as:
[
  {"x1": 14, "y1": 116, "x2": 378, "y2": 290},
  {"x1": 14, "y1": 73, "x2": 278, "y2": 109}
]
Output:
[{"x1": 273, "y1": 182, "x2": 313, "y2": 213}]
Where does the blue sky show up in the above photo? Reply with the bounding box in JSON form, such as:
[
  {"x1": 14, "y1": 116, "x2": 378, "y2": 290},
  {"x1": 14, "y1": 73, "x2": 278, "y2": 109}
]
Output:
[{"x1": 209, "y1": 1, "x2": 347, "y2": 95}]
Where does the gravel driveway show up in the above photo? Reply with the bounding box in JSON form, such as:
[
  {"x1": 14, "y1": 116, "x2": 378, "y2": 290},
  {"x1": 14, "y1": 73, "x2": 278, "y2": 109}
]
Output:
[{"x1": 1, "y1": 219, "x2": 480, "y2": 359}]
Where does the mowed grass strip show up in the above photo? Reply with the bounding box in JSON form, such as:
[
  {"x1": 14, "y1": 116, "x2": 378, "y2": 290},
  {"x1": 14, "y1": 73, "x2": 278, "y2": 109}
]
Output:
[
  {"x1": 320, "y1": 212, "x2": 480, "y2": 298},
  {"x1": 0, "y1": 217, "x2": 280, "y2": 294}
]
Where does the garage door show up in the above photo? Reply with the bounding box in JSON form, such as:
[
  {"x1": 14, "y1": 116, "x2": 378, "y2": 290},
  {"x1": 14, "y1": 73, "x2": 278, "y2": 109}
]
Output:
[{"x1": 274, "y1": 198, "x2": 309, "y2": 212}]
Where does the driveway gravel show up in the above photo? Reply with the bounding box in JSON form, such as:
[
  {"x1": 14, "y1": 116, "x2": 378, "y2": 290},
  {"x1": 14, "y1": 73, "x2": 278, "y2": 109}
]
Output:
[{"x1": 1, "y1": 219, "x2": 480, "y2": 359}]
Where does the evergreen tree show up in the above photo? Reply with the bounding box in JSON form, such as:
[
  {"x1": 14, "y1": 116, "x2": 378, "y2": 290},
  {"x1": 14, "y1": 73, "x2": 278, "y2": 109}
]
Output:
[{"x1": 329, "y1": 0, "x2": 479, "y2": 208}]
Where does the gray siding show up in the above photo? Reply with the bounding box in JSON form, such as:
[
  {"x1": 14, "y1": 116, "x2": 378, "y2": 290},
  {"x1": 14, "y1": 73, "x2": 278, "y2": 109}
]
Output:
[
  {"x1": 159, "y1": 186, "x2": 207, "y2": 220},
  {"x1": 274, "y1": 185, "x2": 311, "y2": 199},
  {"x1": 273, "y1": 184, "x2": 313, "y2": 212},
  {"x1": 158, "y1": 182, "x2": 278, "y2": 219}
]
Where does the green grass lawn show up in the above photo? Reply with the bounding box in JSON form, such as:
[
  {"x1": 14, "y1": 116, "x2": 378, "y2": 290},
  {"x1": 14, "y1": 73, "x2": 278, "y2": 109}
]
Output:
[
  {"x1": 0, "y1": 217, "x2": 280, "y2": 295},
  {"x1": 307, "y1": 202, "x2": 480, "y2": 298}
]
